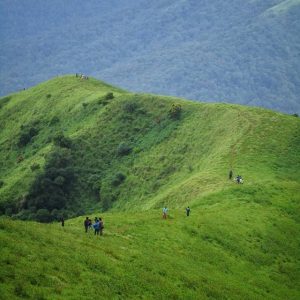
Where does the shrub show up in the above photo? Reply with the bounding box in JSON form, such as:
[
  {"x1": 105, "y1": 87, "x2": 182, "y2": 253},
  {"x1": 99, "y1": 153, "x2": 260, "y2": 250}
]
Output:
[
  {"x1": 82, "y1": 102, "x2": 88, "y2": 108},
  {"x1": 292, "y1": 113, "x2": 298, "y2": 117},
  {"x1": 0, "y1": 180, "x2": 4, "y2": 188},
  {"x1": 25, "y1": 148, "x2": 74, "y2": 215},
  {"x1": 50, "y1": 116, "x2": 60, "y2": 125},
  {"x1": 18, "y1": 126, "x2": 39, "y2": 147},
  {"x1": 35, "y1": 209, "x2": 52, "y2": 223},
  {"x1": 53, "y1": 133, "x2": 72, "y2": 148},
  {"x1": 104, "y1": 92, "x2": 114, "y2": 100},
  {"x1": 46, "y1": 94, "x2": 52, "y2": 99},
  {"x1": 112, "y1": 172, "x2": 126, "y2": 186},
  {"x1": 17, "y1": 155, "x2": 24, "y2": 163},
  {"x1": 123, "y1": 101, "x2": 138, "y2": 113},
  {"x1": 169, "y1": 104, "x2": 182, "y2": 120},
  {"x1": 30, "y1": 163, "x2": 40, "y2": 171},
  {"x1": 117, "y1": 142, "x2": 132, "y2": 156},
  {"x1": 5, "y1": 207, "x2": 13, "y2": 216}
]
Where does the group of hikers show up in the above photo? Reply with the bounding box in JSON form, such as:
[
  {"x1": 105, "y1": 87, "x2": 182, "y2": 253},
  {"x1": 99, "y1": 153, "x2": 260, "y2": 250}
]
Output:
[
  {"x1": 62, "y1": 170, "x2": 242, "y2": 231},
  {"x1": 84, "y1": 217, "x2": 104, "y2": 236},
  {"x1": 76, "y1": 73, "x2": 89, "y2": 80},
  {"x1": 229, "y1": 170, "x2": 244, "y2": 184}
]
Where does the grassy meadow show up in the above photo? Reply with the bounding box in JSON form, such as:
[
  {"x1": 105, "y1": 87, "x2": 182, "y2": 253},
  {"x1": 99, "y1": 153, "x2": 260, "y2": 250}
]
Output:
[
  {"x1": 0, "y1": 75, "x2": 299, "y2": 299},
  {"x1": 1, "y1": 200, "x2": 299, "y2": 299}
]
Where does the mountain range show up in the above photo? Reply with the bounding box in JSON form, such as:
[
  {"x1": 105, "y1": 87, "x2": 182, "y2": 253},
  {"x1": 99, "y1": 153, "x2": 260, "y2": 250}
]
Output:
[{"x1": 1, "y1": 0, "x2": 300, "y2": 114}]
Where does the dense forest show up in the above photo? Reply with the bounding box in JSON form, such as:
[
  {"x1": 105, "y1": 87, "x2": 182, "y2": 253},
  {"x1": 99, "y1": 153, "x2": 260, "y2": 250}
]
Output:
[{"x1": 0, "y1": 0, "x2": 299, "y2": 114}]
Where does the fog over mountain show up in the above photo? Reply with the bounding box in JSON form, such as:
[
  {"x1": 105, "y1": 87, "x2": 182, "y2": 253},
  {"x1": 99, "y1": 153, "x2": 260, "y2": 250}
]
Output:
[{"x1": 1, "y1": 0, "x2": 300, "y2": 114}]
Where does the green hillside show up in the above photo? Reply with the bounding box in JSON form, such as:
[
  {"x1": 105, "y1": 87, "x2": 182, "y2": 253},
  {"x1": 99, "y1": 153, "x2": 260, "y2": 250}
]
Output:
[
  {"x1": 0, "y1": 75, "x2": 299, "y2": 220},
  {"x1": 1, "y1": 204, "x2": 299, "y2": 299},
  {"x1": 0, "y1": 76, "x2": 299, "y2": 299}
]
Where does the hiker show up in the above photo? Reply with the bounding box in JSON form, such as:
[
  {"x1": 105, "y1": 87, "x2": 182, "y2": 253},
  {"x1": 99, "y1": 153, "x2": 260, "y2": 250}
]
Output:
[
  {"x1": 236, "y1": 175, "x2": 243, "y2": 184},
  {"x1": 99, "y1": 218, "x2": 104, "y2": 236},
  {"x1": 229, "y1": 170, "x2": 233, "y2": 180},
  {"x1": 84, "y1": 217, "x2": 90, "y2": 233},
  {"x1": 61, "y1": 217, "x2": 65, "y2": 227},
  {"x1": 186, "y1": 206, "x2": 191, "y2": 216},
  {"x1": 162, "y1": 207, "x2": 168, "y2": 219},
  {"x1": 93, "y1": 219, "x2": 100, "y2": 235},
  {"x1": 88, "y1": 218, "x2": 92, "y2": 229}
]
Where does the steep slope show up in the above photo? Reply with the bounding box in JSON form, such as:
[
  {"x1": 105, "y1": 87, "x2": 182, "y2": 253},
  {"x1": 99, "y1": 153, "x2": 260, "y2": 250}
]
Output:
[
  {"x1": 0, "y1": 76, "x2": 299, "y2": 223},
  {"x1": 0, "y1": 0, "x2": 300, "y2": 113}
]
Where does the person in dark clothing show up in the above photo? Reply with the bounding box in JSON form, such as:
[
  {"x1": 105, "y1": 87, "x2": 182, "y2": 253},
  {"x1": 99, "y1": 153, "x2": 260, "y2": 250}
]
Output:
[
  {"x1": 186, "y1": 207, "x2": 191, "y2": 216},
  {"x1": 99, "y1": 218, "x2": 104, "y2": 236},
  {"x1": 61, "y1": 217, "x2": 65, "y2": 227},
  {"x1": 84, "y1": 217, "x2": 90, "y2": 233},
  {"x1": 93, "y1": 219, "x2": 100, "y2": 235},
  {"x1": 229, "y1": 170, "x2": 233, "y2": 180},
  {"x1": 88, "y1": 218, "x2": 92, "y2": 229}
]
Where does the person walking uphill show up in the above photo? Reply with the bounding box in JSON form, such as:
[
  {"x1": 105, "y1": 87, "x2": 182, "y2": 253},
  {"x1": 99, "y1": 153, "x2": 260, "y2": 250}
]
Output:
[
  {"x1": 186, "y1": 206, "x2": 191, "y2": 216},
  {"x1": 84, "y1": 217, "x2": 90, "y2": 233},
  {"x1": 162, "y1": 207, "x2": 168, "y2": 219},
  {"x1": 93, "y1": 219, "x2": 100, "y2": 236},
  {"x1": 99, "y1": 218, "x2": 104, "y2": 236}
]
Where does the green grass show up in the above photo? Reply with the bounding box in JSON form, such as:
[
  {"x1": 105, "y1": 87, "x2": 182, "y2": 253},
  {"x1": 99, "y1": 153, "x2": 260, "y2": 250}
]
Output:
[
  {"x1": 0, "y1": 199, "x2": 299, "y2": 299},
  {"x1": 0, "y1": 75, "x2": 299, "y2": 298}
]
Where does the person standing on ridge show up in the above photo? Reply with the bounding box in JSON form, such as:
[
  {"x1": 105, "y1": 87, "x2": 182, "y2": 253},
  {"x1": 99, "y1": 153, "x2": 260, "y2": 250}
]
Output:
[
  {"x1": 186, "y1": 206, "x2": 191, "y2": 217},
  {"x1": 61, "y1": 217, "x2": 65, "y2": 227},
  {"x1": 162, "y1": 207, "x2": 168, "y2": 219},
  {"x1": 84, "y1": 217, "x2": 90, "y2": 233},
  {"x1": 93, "y1": 219, "x2": 100, "y2": 236},
  {"x1": 229, "y1": 170, "x2": 233, "y2": 180},
  {"x1": 99, "y1": 218, "x2": 104, "y2": 236}
]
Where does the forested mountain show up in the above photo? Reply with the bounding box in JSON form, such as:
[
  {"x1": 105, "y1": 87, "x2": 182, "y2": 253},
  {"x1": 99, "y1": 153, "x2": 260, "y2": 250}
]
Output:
[{"x1": 0, "y1": 0, "x2": 299, "y2": 114}]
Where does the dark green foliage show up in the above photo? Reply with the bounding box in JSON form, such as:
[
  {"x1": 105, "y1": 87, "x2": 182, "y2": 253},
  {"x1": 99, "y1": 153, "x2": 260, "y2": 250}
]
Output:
[
  {"x1": 112, "y1": 172, "x2": 126, "y2": 187},
  {"x1": 0, "y1": 180, "x2": 4, "y2": 188},
  {"x1": 35, "y1": 209, "x2": 52, "y2": 223},
  {"x1": 24, "y1": 147, "x2": 74, "y2": 218},
  {"x1": 53, "y1": 133, "x2": 72, "y2": 148},
  {"x1": 30, "y1": 163, "x2": 40, "y2": 172},
  {"x1": 18, "y1": 126, "x2": 39, "y2": 147},
  {"x1": 88, "y1": 174, "x2": 101, "y2": 197},
  {"x1": 5, "y1": 207, "x2": 13, "y2": 216},
  {"x1": 123, "y1": 101, "x2": 138, "y2": 113},
  {"x1": 49, "y1": 116, "x2": 60, "y2": 125},
  {"x1": 117, "y1": 142, "x2": 132, "y2": 156},
  {"x1": 169, "y1": 104, "x2": 182, "y2": 120},
  {"x1": 46, "y1": 94, "x2": 52, "y2": 99},
  {"x1": 82, "y1": 102, "x2": 88, "y2": 108},
  {"x1": 292, "y1": 113, "x2": 299, "y2": 117},
  {"x1": 104, "y1": 92, "x2": 114, "y2": 100}
]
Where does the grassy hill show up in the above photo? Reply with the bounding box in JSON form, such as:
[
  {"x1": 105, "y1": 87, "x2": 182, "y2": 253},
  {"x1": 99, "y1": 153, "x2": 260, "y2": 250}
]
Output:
[
  {"x1": 0, "y1": 75, "x2": 299, "y2": 219},
  {"x1": 1, "y1": 205, "x2": 299, "y2": 299},
  {"x1": 0, "y1": 76, "x2": 299, "y2": 299}
]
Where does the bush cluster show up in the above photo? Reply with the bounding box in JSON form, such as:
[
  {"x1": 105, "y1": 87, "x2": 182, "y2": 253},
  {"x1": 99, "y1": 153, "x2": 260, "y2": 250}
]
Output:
[
  {"x1": 112, "y1": 172, "x2": 126, "y2": 187},
  {"x1": 117, "y1": 142, "x2": 132, "y2": 156},
  {"x1": 169, "y1": 104, "x2": 182, "y2": 120},
  {"x1": 18, "y1": 126, "x2": 39, "y2": 147}
]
